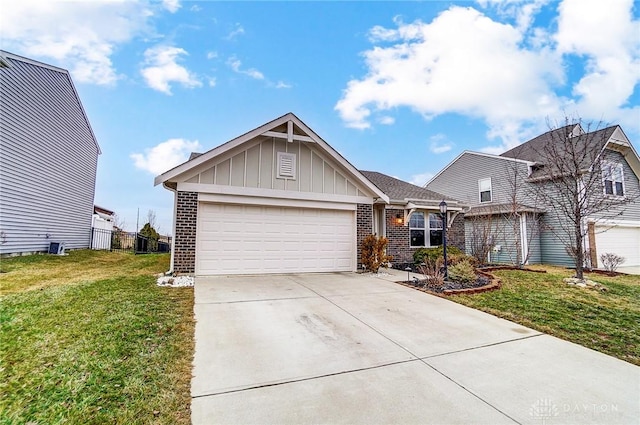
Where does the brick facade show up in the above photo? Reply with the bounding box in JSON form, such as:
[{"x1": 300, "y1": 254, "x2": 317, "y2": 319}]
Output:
[
  {"x1": 356, "y1": 203, "x2": 373, "y2": 270},
  {"x1": 173, "y1": 191, "x2": 198, "y2": 275},
  {"x1": 385, "y1": 208, "x2": 466, "y2": 269}
]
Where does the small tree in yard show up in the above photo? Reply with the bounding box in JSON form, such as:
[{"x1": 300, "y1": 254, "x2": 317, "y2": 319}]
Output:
[
  {"x1": 361, "y1": 235, "x2": 392, "y2": 273},
  {"x1": 525, "y1": 117, "x2": 638, "y2": 280}
]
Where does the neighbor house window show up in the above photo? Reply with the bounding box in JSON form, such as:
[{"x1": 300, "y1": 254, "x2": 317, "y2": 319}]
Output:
[
  {"x1": 602, "y1": 162, "x2": 624, "y2": 196},
  {"x1": 409, "y1": 212, "x2": 443, "y2": 247},
  {"x1": 479, "y1": 178, "x2": 492, "y2": 203}
]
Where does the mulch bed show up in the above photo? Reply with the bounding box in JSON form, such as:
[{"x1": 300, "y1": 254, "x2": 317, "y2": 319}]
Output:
[
  {"x1": 398, "y1": 270, "x2": 501, "y2": 296},
  {"x1": 478, "y1": 265, "x2": 547, "y2": 273}
]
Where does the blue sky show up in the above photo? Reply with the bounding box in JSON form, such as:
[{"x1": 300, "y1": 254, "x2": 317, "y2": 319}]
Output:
[{"x1": 2, "y1": 0, "x2": 639, "y2": 234}]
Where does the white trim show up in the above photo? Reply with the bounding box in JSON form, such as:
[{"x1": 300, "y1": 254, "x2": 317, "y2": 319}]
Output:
[
  {"x1": 198, "y1": 193, "x2": 357, "y2": 211},
  {"x1": 425, "y1": 150, "x2": 535, "y2": 186},
  {"x1": 591, "y1": 219, "x2": 640, "y2": 228},
  {"x1": 479, "y1": 177, "x2": 492, "y2": 203},
  {"x1": 261, "y1": 130, "x2": 315, "y2": 143},
  {"x1": 154, "y1": 112, "x2": 389, "y2": 202},
  {"x1": 601, "y1": 160, "x2": 626, "y2": 197},
  {"x1": 519, "y1": 213, "x2": 528, "y2": 265},
  {"x1": 178, "y1": 182, "x2": 373, "y2": 204},
  {"x1": 408, "y1": 211, "x2": 444, "y2": 248}
]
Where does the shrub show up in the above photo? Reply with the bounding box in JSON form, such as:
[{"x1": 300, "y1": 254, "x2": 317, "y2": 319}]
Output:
[
  {"x1": 361, "y1": 235, "x2": 392, "y2": 273},
  {"x1": 600, "y1": 253, "x2": 625, "y2": 273},
  {"x1": 413, "y1": 246, "x2": 463, "y2": 266},
  {"x1": 447, "y1": 260, "x2": 477, "y2": 283},
  {"x1": 417, "y1": 262, "x2": 445, "y2": 287}
]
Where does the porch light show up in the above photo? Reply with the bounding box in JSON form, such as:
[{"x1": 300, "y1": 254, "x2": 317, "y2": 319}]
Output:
[
  {"x1": 439, "y1": 200, "x2": 448, "y2": 279},
  {"x1": 395, "y1": 213, "x2": 403, "y2": 225}
]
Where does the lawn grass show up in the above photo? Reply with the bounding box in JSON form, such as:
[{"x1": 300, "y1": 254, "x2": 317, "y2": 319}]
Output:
[
  {"x1": 452, "y1": 265, "x2": 640, "y2": 365},
  {"x1": 0, "y1": 250, "x2": 194, "y2": 424}
]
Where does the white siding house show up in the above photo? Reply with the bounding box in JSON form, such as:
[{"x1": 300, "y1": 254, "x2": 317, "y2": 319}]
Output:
[{"x1": 0, "y1": 51, "x2": 101, "y2": 256}]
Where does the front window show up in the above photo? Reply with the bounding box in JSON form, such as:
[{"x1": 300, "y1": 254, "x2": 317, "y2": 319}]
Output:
[
  {"x1": 602, "y1": 162, "x2": 624, "y2": 196},
  {"x1": 410, "y1": 212, "x2": 443, "y2": 247},
  {"x1": 479, "y1": 178, "x2": 492, "y2": 203}
]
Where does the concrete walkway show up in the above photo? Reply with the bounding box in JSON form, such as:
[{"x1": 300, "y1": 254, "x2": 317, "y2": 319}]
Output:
[{"x1": 191, "y1": 270, "x2": 639, "y2": 424}]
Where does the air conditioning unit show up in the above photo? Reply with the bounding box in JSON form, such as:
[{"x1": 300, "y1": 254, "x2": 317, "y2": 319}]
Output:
[{"x1": 48, "y1": 241, "x2": 65, "y2": 255}]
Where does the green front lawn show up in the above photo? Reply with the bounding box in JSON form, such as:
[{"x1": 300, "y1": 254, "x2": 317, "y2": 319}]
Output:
[
  {"x1": 0, "y1": 250, "x2": 194, "y2": 424},
  {"x1": 452, "y1": 265, "x2": 640, "y2": 365}
]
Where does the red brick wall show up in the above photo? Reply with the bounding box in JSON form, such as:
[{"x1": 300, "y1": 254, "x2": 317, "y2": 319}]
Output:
[
  {"x1": 356, "y1": 204, "x2": 373, "y2": 270},
  {"x1": 385, "y1": 209, "x2": 466, "y2": 268},
  {"x1": 173, "y1": 191, "x2": 197, "y2": 275}
]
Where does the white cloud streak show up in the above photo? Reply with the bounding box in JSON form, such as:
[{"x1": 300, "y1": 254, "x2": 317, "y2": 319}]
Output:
[
  {"x1": 409, "y1": 172, "x2": 434, "y2": 187},
  {"x1": 227, "y1": 56, "x2": 264, "y2": 80},
  {"x1": 131, "y1": 138, "x2": 203, "y2": 175},
  {"x1": 140, "y1": 45, "x2": 202, "y2": 94},
  {"x1": 162, "y1": 0, "x2": 181, "y2": 13},
  {"x1": 429, "y1": 134, "x2": 453, "y2": 154}
]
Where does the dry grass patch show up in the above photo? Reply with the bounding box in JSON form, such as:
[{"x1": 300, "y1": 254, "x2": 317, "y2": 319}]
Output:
[{"x1": 0, "y1": 250, "x2": 194, "y2": 424}]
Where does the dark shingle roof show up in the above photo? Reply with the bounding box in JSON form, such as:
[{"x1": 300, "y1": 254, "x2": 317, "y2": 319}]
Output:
[
  {"x1": 500, "y1": 125, "x2": 619, "y2": 179},
  {"x1": 360, "y1": 170, "x2": 453, "y2": 202}
]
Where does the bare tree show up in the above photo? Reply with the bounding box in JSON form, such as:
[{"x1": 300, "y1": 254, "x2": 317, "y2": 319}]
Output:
[
  {"x1": 525, "y1": 117, "x2": 637, "y2": 279},
  {"x1": 466, "y1": 212, "x2": 495, "y2": 265}
]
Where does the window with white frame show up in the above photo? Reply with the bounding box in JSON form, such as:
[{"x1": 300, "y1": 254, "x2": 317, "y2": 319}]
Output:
[
  {"x1": 602, "y1": 162, "x2": 624, "y2": 196},
  {"x1": 479, "y1": 178, "x2": 492, "y2": 203},
  {"x1": 409, "y1": 212, "x2": 444, "y2": 247}
]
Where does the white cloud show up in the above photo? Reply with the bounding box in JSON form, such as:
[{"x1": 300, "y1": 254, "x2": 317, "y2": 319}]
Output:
[
  {"x1": 337, "y1": 0, "x2": 640, "y2": 151},
  {"x1": 227, "y1": 56, "x2": 265, "y2": 80},
  {"x1": 555, "y1": 0, "x2": 640, "y2": 133},
  {"x1": 162, "y1": 0, "x2": 181, "y2": 13},
  {"x1": 208, "y1": 77, "x2": 217, "y2": 87},
  {"x1": 429, "y1": 134, "x2": 453, "y2": 154},
  {"x1": 379, "y1": 116, "x2": 395, "y2": 125},
  {"x1": 225, "y1": 24, "x2": 245, "y2": 40},
  {"x1": 206, "y1": 51, "x2": 218, "y2": 60},
  {"x1": 131, "y1": 138, "x2": 203, "y2": 175},
  {"x1": 190, "y1": 4, "x2": 202, "y2": 12},
  {"x1": 409, "y1": 172, "x2": 434, "y2": 187},
  {"x1": 141, "y1": 45, "x2": 202, "y2": 94},
  {"x1": 275, "y1": 81, "x2": 292, "y2": 89},
  {"x1": 0, "y1": 0, "x2": 153, "y2": 85},
  {"x1": 335, "y1": 6, "x2": 563, "y2": 145}
]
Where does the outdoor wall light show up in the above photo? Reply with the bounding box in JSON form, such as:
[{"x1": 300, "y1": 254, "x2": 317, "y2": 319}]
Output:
[{"x1": 395, "y1": 213, "x2": 403, "y2": 225}]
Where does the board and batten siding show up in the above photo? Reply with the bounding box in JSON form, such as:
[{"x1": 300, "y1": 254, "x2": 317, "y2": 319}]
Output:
[
  {"x1": 179, "y1": 136, "x2": 369, "y2": 197},
  {"x1": 0, "y1": 53, "x2": 100, "y2": 255}
]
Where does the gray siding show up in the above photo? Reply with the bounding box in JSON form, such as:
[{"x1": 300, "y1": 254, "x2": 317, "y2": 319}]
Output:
[
  {"x1": 0, "y1": 55, "x2": 99, "y2": 255},
  {"x1": 591, "y1": 150, "x2": 640, "y2": 222},
  {"x1": 427, "y1": 152, "x2": 534, "y2": 207}
]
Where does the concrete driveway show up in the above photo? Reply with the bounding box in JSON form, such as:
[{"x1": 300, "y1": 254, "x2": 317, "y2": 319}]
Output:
[{"x1": 191, "y1": 271, "x2": 639, "y2": 424}]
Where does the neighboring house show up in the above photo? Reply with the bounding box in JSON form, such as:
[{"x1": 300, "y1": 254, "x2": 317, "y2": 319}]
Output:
[
  {"x1": 91, "y1": 205, "x2": 114, "y2": 250},
  {"x1": 360, "y1": 171, "x2": 465, "y2": 267},
  {"x1": 0, "y1": 51, "x2": 101, "y2": 256},
  {"x1": 154, "y1": 113, "x2": 465, "y2": 276},
  {"x1": 427, "y1": 124, "x2": 640, "y2": 268}
]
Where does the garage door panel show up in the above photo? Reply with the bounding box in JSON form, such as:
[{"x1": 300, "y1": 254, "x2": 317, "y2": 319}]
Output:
[
  {"x1": 595, "y1": 225, "x2": 640, "y2": 267},
  {"x1": 196, "y1": 203, "x2": 356, "y2": 275}
]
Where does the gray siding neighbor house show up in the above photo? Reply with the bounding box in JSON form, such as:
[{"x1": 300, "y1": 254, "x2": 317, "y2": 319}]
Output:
[
  {"x1": 427, "y1": 124, "x2": 640, "y2": 269},
  {"x1": 0, "y1": 51, "x2": 101, "y2": 256}
]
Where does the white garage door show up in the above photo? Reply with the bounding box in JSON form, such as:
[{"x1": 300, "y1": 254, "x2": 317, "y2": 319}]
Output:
[
  {"x1": 196, "y1": 203, "x2": 355, "y2": 275},
  {"x1": 595, "y1": 225, "x2": 640, "y2": 267}
]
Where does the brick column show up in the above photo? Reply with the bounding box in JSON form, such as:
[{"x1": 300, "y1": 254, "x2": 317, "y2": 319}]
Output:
[
  {"x1": 356, "y1": 204, "x2": 373, "y2": 270},
  {"x1": 448, "y1": 213, "x2": 466, "y2": 252},
  {"x1": 386, "y1": 209, "x2": 412, "y2": 266},
  {"x1": 174, "y1": 191, "x2": 198, "y2": 275}
]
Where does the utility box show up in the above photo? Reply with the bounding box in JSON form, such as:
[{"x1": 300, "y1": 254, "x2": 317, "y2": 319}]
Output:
[{"x1": 48, "y1": 241, "x2": 65, "y2": 255}]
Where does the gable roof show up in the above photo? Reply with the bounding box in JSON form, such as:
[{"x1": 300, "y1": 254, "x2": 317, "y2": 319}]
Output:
[
  {"x1": 500, "y1": 124, "x2": 638, "y2": 180},
  {"x1": 0, "y1": 50, "x2": 101, "y2": 155},
  {"x1": 154, "y1": 112, "x2": 389, "y2": 202},
  {"x1": 360, "y1": 170, "x2": 457, "y2": 203}
]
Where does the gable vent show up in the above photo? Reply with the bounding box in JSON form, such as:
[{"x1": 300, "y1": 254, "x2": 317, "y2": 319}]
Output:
[{"x1": 277, "y1": 152, "x2": 296, "y2": 179}]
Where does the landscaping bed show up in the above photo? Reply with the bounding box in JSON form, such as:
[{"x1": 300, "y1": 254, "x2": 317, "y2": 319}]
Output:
[{"x1": 0, "y1": 250, "x2": 194, "y2": 424}]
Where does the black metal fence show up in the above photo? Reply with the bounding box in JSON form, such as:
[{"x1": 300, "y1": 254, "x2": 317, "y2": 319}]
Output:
[{"x1": 90, "y1": 227, "x2": 171, "y2": 254}]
